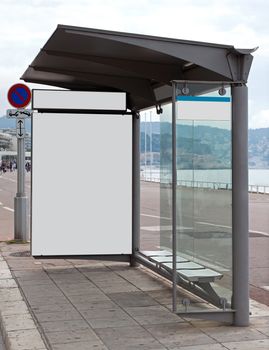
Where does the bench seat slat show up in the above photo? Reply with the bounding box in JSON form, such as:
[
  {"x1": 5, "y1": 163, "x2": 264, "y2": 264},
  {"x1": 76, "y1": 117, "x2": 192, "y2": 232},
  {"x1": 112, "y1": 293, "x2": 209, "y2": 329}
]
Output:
[
  {"x1": 177, "y1": 269, "x2": 223, "y2": 282},
  {"x1": 150, "y1": 256, "x2": 189, "y2": 263},
  {"x1": 162, "y1": 261, "x2": 203, "y2": 270},
  {"x1": 141, "y1": 250, "x2": 172, "y2": 257}
]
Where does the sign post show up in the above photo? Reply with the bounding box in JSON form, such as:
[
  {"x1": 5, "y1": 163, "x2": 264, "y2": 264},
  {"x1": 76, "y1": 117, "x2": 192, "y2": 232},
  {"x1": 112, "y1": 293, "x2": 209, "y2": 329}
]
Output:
[{"x1": 7, "y1": 83, "x2": 32, "y2": 241}]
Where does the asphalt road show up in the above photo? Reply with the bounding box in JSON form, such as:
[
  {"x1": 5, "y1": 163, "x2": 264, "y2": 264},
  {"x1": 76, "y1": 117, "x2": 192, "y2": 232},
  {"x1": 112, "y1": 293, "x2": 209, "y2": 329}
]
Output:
[{"x1": 0, "y1": 172, "x2": 268, "y2": 306}]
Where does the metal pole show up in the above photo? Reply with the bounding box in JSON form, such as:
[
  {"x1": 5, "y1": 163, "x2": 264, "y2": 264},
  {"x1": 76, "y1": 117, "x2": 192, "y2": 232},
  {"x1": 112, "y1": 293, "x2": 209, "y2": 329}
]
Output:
[
  {"x1": 232, "y1": 84, "x2": 249, "y2": 326},
  {"x1": 14, "y1": 136, "x2": 28, "y2": 241},
  {"x1": 172, "y1": 81, "x2": 178, "y2": 312},
  {"x1": 131, "y1": 112, "x2": 140, "y2": 266},
  {"x1": 144, "y1": 112, "x2": 147, "y2": 179},
  {"x1": 150, "y1": 111, "x2": 152, "y2": 181}
]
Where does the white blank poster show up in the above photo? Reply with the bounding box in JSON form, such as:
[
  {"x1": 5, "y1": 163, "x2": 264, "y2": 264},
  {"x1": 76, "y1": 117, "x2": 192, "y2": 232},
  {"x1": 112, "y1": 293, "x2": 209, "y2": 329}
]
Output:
[{"x1": 32, "y1": 113, "x2": 132, "y2": 256}]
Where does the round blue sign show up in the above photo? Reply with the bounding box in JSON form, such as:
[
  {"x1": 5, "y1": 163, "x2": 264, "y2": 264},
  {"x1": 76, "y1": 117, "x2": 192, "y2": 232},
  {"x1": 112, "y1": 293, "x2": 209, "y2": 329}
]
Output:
[{"x1": 8, "y1": 83, "x2": 31, "y2": 108}]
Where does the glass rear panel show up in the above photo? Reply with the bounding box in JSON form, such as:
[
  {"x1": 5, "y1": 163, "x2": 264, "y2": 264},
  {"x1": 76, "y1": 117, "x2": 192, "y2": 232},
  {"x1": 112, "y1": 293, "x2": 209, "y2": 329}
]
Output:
[{"x1": 140, "y1": 111, "x2": 161, "y2": 252}]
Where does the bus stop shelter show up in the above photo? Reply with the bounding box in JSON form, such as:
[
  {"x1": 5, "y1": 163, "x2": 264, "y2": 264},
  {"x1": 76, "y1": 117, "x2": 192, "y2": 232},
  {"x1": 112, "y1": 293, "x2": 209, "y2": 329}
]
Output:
[{"x1": 21, "y1": 25, "x2": 255, "y2": 326}]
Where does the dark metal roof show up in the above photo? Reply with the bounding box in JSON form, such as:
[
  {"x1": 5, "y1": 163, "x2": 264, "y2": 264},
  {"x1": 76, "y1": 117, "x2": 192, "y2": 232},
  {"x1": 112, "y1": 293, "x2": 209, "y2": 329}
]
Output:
[{"x1": 21, "y1": 24, "x2": 256, "y2": 110}]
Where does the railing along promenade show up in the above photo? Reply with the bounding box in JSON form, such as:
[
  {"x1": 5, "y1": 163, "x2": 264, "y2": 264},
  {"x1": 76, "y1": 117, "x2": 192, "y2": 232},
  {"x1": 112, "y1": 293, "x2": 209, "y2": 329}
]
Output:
[{"x1": 141, "y1": 173, "x2": 269, "y2": 194}]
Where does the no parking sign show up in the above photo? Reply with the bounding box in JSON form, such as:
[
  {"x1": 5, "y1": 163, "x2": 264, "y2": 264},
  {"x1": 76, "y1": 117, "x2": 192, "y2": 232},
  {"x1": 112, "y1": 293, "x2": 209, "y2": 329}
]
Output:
[{"x1": 7, "y1": 83, "x2": 31, "y2": 108}]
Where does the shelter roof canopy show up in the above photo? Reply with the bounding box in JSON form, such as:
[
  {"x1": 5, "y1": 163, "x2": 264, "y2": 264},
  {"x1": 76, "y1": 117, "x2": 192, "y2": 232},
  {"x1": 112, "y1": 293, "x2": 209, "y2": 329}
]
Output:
[{"x1": 21, "y1": 24, "x2": 255, "y2": 110}]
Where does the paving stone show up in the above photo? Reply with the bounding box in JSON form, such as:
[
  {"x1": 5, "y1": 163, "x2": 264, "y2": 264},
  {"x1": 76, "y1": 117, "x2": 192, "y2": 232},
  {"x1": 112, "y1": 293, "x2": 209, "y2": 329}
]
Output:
[
  {"x1": 107, "y1": 291, "x2": 159, "y2": 307},
  {"x1": 2, "y1": 313, "x2": 36, "y2": 332},
  {"x1": 95, "y1": 279, "x2": 139, "y2": 291},
  {"x1": 21, "y1": 284, "x2": 59, "y2": 292},
  {"x1": 6, "y1": 328, "x2": 46, "y2": 350},
  {"x1": 44, "y1": 267, "x2": 78, "y2": 274},
  {"x1": 45, "y1": 328, "x2": 100, "y2": 345},
  {"x1": 222, "y1": 338, "x2": 269, "y2": 349},
  {"x1": 81, "y1": 307, "x2": 138, "y2": 329},
  {"x1": 174, "y1": 345, "x2": 227, "y2": 350},
  {"x1": 34, "y1": 310, "x2": 83, "y2": 322},
  {"x1": 202, "y1": 325, "x2": 268, "y2": 342},
  {"x1": 101, "y1": 286, "x2": 139, "y2": 294},
  {"x1": 0, "y1": 300, "x2": 29, "y2": 316},
  {"x1": 49, "y1": 273, "x2": 86, "y2": 281},
  {"x1": 95, "y1": 325, "x2": 166, "y2": 350},
  {"x1": 146, "y1": 289, "x2": 173, "y2": 305},
  {"x1": 77, "y1": 265, "x2": 107, "y2": 272},
  {"x1": 250, "y1": 316, "x2": 269, "y2": 325},
  {"x1": 83, "y1": 274, "x2": 125, "y2": 284},
  {"x1": 250, "y1": 300, "x2": 269, "y2": 317},
  {"x1": 54, "y1": 279, "x2": 91, "y2": 287},
  {"x1": 21, "y1": 286, "x2": 62, "y2": 297},
  {"x1": 0, "y1": 288, "x2": 22, "y2": 302},
  {"x1": 40, "y1": 319, "x2": 90, "y2": 332},
  {"x1": 49, "y1": 274, "x2": 86, "y2": 282},
  {"x1": 0, "y1": 279, "x2": 17, "y2": 288},
  {"x1": 27, "y1": 295, "x2": 69, "y2": 306},
  {"x1": 13, "y1": 270, "x2": 49, "y2": 279},
  {"x1": 50, "y1": 340, "x2": 108, "y2": 350},
  {"x1": 145, "y1": 322, "x2": 216, "y2": 348},
  {"x1": 124, "y1": 305, "x2": 184, "y2": 325},
  {"x1": 0, "y1": 261, "x2": 9, "y2": 269},
  {"x1": 17, "y1": 278, "x2": 55, "y2": 287},
  {"x1": 254, "y1": 326, "x2": 269, "y2": 336},
  {"x1": 0, "y1": 270, "x2": 12, "y2": 279},
  {"x1": 58, "y1": 284, "x2": 100, "y2": 296},
  {"x1": 57, "y1": 282, "x2": 96, "y2": 290},
  {"x1": 67, "y1": 293, "x2": 110, "y2": 305},
  {"x1": 74, "y1": 300, "x2": 118, "y2": 312},
  {"x1": 31, "y1": 302, "x2": 76, "y2": 313},
  {"x1": 5, "y1": 260, "x2": 43, "y2": 270},
  {"x1": 38, "y1": 260, "x2": 73, "y2": 267}
]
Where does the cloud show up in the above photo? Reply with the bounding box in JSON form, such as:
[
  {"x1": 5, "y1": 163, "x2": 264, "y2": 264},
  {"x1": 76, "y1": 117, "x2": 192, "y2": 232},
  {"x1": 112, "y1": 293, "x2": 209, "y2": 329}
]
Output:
[{"x1": 249, "y1": 109, "x2": 269, "y2": 129}]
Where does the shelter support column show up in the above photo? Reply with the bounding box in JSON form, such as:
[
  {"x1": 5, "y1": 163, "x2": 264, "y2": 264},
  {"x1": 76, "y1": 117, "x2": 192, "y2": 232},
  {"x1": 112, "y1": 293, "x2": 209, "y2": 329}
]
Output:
[
  {"x1": 232, "y1": 84, "x2": 249, "y2": 326},
  {"x1": 172, "y1": 82, "x2": 178, "y2": 312},
  {"x1": 131, "y1": 112, "x2": 140, "y2": 266}
]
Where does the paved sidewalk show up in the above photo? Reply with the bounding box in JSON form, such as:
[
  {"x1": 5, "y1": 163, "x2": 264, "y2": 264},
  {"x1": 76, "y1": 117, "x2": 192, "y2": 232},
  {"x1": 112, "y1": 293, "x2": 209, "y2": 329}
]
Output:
[{"x1": 1, "y1": 242, "x2": 269, "y2": 350}]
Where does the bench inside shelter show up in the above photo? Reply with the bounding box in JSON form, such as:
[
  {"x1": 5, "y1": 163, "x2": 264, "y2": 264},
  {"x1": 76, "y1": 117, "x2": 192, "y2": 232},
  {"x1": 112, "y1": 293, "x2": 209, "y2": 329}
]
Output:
[{"x1": 140, "y1": 250, "x2": 223, "y2": 283}]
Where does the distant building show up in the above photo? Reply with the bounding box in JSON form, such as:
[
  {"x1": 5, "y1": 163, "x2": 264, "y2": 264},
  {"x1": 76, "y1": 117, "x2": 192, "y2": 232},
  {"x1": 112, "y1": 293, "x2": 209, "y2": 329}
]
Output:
[
  {"x1": 0, "y1": 131, "x2": 12, "y2": 150},
  {"x1": 0, "y1": 128, "x2": 31, "y2": 152}
]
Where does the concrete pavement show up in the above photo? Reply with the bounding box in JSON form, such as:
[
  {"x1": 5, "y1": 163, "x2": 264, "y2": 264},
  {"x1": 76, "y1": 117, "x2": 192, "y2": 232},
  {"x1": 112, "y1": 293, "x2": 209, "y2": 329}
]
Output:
[{"x1": 1, "y1": 242, "x2": 269, "y2": 350}]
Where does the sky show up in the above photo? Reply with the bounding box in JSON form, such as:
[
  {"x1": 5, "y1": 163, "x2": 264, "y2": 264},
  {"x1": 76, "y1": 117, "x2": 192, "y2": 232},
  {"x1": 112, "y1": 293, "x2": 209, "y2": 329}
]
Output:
[{"x1": 0, "y1": 0, "x2": 268, "y2": 128}]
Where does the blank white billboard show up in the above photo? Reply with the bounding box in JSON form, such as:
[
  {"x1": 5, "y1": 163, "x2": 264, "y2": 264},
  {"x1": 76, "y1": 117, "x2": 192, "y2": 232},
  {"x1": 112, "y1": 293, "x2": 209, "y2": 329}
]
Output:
[
  {"x1": 32, "y1": 90, "x2": 126, "y2": 111},
  {"x1": 177, "y1": 96, "x2": 231, "y2": 120},
  {"x1": 31, "y1": 113, "x2": 132, "y2": 256}
]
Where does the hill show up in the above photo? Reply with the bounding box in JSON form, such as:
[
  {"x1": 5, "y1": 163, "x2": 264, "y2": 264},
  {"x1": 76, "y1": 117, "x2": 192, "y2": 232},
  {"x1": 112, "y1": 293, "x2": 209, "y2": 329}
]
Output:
[
  {"x1": 141, "y1": 123, "x2": 269, "y2": 169},
  {"x1": 1, "y1": 117, "x2": 268, "y2": 168}
]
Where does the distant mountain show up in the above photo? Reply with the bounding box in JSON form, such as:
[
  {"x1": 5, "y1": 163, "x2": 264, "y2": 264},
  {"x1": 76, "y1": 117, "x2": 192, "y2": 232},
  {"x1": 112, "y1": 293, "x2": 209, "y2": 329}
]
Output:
[
  {"x1": 1, "y1": 116, "x2": 268, "y2": 168},
  {"x1": 141, "y1": 123, "x2": 269, "y2": 169},
  {"x1": 249, "y1": 128, "x2": 269, "y2": 168},
  {"x1": 0, "y1": 116, "x2": 31, "y2": 132}
]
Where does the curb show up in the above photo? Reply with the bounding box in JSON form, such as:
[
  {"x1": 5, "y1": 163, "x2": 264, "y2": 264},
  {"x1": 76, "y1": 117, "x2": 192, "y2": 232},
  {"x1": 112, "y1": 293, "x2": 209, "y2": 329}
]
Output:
[{"x1": 0, "y1": 253, "x2": 47, "y2": 350}]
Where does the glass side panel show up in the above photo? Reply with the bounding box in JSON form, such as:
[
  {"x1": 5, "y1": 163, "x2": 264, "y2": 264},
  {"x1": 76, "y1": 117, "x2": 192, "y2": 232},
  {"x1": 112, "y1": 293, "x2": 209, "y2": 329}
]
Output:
[{"x1": 175, "y1": 83, "x2": 232, "y2": 313}]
